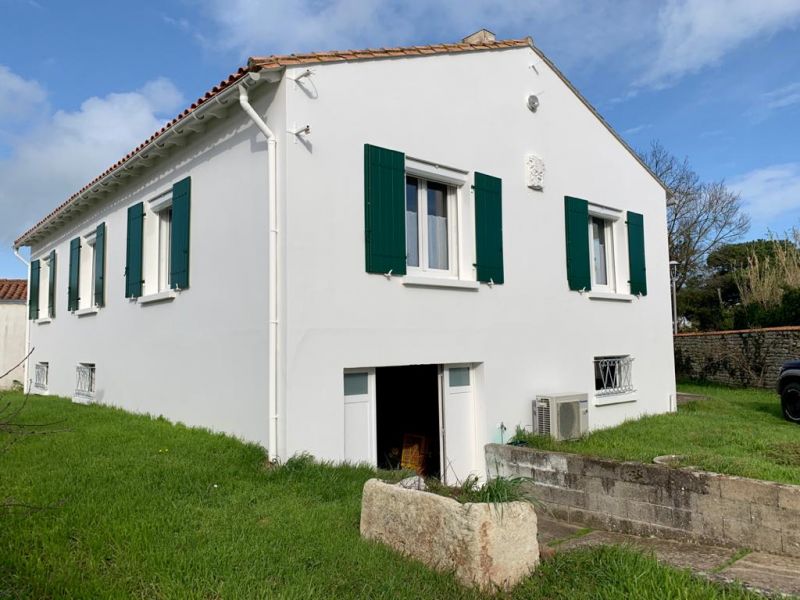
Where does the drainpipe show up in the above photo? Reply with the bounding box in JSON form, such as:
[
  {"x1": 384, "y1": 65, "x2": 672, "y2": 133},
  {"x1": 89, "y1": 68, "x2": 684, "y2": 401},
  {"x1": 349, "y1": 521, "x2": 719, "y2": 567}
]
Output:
[
  {"x1": 238, "y1": 80, "x2": 280, "y2": 463},
  {"x1": 13, "y1": 248, "x2": 31, "y2": 393}
]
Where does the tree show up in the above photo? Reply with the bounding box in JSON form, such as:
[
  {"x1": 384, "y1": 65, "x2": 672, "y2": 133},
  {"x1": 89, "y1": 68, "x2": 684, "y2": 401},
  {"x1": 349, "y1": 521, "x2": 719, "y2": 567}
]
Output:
[{"x1": 638, "y1": 141, "x2": 750, "y2": 290}]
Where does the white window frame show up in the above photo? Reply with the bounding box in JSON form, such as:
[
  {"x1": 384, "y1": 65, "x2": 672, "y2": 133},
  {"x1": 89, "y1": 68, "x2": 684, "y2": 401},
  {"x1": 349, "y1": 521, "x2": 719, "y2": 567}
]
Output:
[
  {"x1": 143, "y1": 190, "x2": 174, "y2": 296},
  {"x1": 37, "y1": 254, "x2": 51, "y2": 320},
  {"x1": 75, "y1": 363, "x2": 96, "y2": 400},
  {"x1": 587, "y1": 204, "x2": 622, "y2": 293},
  {"x1": 34, "y1": 362, "x2": 49, "y2": 390},
  {"x1": 403, "y1": 157, "x2": 467, "y2": 279},
  {"x1": 77, "y1": 229, "x2": 97, "y2": 311}
]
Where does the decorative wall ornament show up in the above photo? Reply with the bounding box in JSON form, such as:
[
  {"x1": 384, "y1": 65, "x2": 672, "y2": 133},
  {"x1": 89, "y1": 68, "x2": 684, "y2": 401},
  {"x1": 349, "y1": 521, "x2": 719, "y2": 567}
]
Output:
[{"x1": 525, "y1": 154, "x2": 545, "y2": 191}]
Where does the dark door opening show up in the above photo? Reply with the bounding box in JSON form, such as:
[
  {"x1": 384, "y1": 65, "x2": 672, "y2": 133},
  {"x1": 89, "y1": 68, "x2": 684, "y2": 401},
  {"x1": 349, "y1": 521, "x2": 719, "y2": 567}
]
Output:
[{"x1": 375, "y1": 365, "x2": 440, "y2": 479}]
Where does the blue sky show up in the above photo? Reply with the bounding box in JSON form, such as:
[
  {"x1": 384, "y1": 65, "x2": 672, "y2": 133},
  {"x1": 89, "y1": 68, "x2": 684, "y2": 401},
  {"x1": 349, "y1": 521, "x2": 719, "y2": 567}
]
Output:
[{"x1": 1, "y1": 0, "x2": 799, "y2": 278}]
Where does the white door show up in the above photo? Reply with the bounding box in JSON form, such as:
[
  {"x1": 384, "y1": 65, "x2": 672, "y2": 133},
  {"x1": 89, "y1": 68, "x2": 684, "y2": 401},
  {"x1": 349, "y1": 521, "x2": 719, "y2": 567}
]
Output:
[
  {"x1": 441, "y1": 364, "x2": 477, "y2": 485},
  {"x1": 343, "y1": 369, "x2": 376, "y2": 465}
]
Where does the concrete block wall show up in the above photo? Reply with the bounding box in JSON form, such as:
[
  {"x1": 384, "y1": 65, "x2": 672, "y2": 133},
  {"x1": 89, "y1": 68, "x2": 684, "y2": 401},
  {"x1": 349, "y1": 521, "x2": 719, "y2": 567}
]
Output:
[
  {"x1": 486, "y1": 444, "x2": 800, "y2": 557},
  {"x1": 674, "y1": 326, "x2": 800, "y2": 389}
]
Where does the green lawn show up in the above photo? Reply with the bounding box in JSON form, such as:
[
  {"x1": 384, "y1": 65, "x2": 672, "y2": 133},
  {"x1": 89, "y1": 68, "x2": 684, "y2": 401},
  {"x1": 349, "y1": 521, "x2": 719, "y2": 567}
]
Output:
[
  {"x1": 516, "y1": 384, "x2": 800, "y2": 485},
  {"x1": 0, "y1": 394, "x2": 760, "y2": 599}
]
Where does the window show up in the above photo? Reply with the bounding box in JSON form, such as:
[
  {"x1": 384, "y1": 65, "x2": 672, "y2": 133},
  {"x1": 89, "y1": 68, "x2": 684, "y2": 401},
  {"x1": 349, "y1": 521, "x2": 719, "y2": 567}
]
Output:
[
  {"x1": 589, "y1": 216, "x2": 615, "y2": 291},
  {"x1": 405, "y1": 175, "x2": 457, "y2": 275},
  {"x1": 34, "y1": 362, "x2": 48, "y2": 390},
  {"x1": 344, "y1": 372, "x2": 369, "y2": 396},
  {"x1": 37, "y1": 252, "x2": 56, "y2": 319},
  {"x1": 143, "y1": 197, "x2": 173, "y2": 296},
  {"x1": 75, "y1": 363, "x2": 96, "y2": 399},
  {"x1": 126, "y1": 178, "x2": 190, "y2": 300},
  {"x1": 594, "y1": 355, "x2": 634, "y2": 396},
  {"x1": 448, "y1": 367, "x2": 470, "y2": 388}
]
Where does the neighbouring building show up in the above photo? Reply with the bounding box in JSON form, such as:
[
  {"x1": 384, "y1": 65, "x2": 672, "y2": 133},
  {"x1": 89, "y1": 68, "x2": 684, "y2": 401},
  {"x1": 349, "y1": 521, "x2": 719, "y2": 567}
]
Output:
[
  {"x1": 13, "y1": 31, "x2": 675, "y2": 483},
  {"x1": 0, "y1": 279, "x2": 27, "y2": 389}
]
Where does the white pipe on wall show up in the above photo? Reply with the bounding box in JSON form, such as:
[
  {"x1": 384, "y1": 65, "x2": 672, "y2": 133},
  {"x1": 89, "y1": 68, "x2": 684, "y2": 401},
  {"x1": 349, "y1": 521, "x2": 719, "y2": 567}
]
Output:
[
  {"x1": 13, "y1": 248, "x2": 31, "y2": 392},
  {"x1": 238, "y1": 81, "x2": 280, "y2": 462}
]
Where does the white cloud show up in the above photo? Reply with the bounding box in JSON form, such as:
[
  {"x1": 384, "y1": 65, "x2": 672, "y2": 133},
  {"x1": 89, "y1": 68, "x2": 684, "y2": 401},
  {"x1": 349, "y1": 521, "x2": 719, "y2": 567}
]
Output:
[
  {"x1": 638, "y1": 0, "x2": 800, "y2": 89},
  {"x1": 730, "y1": 163, "x2": 800, "y2": 235},
  {"x1": 0, "y1": 65, "x2": 47, "y2": 123},
  {"x1": 0, "y1": 77, "x2": 184, "y2": 245},
  {"x1": 763, "y1": 82, "x2": 800, "y2": 110}
]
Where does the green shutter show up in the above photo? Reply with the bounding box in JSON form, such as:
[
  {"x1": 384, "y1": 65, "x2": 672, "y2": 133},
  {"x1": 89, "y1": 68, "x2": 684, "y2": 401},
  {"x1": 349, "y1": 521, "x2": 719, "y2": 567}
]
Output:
[
  {"x1": 125, "y1": 202, "x2": 144, "y2": 298},
  {"x1": 68, "y1": 237, "x2": 80, "y2": 311},
  {"x1": 627, "y1": 211, "x2": 647, "y2": 296},
  {"x1": 94, "y1": 222, "x2": 106, "y2": 307},
  {"x1": 364, "y1": 144, "x2": 406, "y2": 275},
  {"x1": 170, "y1": 177, "x2": 191, "y2": 290},
  {"x1": 48, "y1": 249, "x2": 56, "y2": 318},
  {"x1": 474, "y1": 172, "x2": 504, "y2": 284},
  {"x1": 29, "y1": 260, "x2": 40, "y2": 320},
  {"x1": 564, "y1": 196, "x2": 591, "y2": 291}
]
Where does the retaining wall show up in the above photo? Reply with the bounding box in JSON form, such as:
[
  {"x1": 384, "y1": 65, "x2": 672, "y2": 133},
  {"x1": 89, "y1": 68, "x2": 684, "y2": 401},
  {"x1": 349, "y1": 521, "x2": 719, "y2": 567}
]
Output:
[
  {"x1": 486, "y1": 444, "x2": 800, "y2": 557},
  {"x1": 674, "y1": 326, "x2": 800, "y2": 388}
]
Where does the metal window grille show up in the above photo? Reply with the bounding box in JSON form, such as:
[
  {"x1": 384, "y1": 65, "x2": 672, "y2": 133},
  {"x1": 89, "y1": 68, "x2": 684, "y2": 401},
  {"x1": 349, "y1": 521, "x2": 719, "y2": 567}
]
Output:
[
  {"x1": 75, "y1": 364, "x2": 95, "y2": 398},
  {"x1": 594, "y1": 356, "x2": 634, "y2": 396},
  {"x1": 34, "y1": 362, "x2": 48, "y2": 389}
]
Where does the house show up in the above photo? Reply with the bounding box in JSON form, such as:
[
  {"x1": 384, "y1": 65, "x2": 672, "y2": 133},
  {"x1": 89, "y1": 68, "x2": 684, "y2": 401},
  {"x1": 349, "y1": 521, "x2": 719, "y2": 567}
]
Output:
[
  {"x1": 13, "y1": 30, "x2": 675, "y2": 483},
  {"x1": 0, "y1": 279, "x2": 27, "y2": 389}
]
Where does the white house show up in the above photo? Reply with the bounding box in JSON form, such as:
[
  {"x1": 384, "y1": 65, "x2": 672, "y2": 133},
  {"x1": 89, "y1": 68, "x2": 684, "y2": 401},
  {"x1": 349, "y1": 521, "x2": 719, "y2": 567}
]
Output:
[
  {"x1": 0, "y1": 279, "x2": 27, "y2": 388},
  {"x1": 14, "y1": 31, "x2": 675, "y2": 483}
]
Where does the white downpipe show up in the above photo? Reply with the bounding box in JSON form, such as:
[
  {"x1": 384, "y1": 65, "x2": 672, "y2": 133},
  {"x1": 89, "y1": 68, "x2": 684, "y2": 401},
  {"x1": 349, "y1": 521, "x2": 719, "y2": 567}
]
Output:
[
  {"x1": 13, "y1": 248, "x2": 31, "y2": 393},
  {"x1": 238, "y1": 82, "x2": 280, "y2": 462}
]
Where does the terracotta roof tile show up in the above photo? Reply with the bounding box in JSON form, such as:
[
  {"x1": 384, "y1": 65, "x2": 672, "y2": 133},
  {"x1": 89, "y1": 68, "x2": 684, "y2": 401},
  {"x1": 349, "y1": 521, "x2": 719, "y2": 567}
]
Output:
[
  {"x1": 0, "y1": 279, "x2": 26, "y2": 302},
  {"x1": 14, "y1": 38, "x2": 532, "y2": 247}
]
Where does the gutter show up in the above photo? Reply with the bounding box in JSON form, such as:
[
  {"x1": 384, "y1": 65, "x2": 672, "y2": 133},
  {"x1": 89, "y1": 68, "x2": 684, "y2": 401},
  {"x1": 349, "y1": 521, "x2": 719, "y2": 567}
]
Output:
[
  {"x1": 13, "y1": 249, "x2": 31, "y2": 392},
  {"x1": 238, "y1": 77, "x2": 281, "y2": 463}
]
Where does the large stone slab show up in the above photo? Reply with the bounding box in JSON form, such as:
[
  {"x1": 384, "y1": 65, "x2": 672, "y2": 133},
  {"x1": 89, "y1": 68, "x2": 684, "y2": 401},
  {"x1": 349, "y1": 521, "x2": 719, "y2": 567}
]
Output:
[{"x1": 360, "y1": 478, "x2": 539, "y2": 590}]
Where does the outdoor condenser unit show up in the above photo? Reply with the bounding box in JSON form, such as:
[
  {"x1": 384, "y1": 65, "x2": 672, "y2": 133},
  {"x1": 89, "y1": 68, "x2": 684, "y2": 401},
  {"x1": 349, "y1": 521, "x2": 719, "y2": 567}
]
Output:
[{"x1": 533, "y1": 393, "x2": 589, "y2": 441}]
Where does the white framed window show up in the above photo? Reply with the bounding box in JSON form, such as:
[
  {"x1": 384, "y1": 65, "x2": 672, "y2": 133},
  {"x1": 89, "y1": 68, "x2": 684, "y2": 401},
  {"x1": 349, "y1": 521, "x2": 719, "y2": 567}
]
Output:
[
  {"x1": 143, "y1": 191, "x2": 173, "y2": 296},
  {"x1": 589, "y1": 216, "x2": 614, "y2": 292},
  {"x1": 75, "y1": 363, "x2": 96, "y2": 399},
  {"x1": 34, "y1": 362, "x2": 49, "y2": 390},
  {"x1": 594, "y1": 355, "x2": 634, "y2": 396},
  {"x1": 78, "y1": 233, "x2": 96, "y2": 310},
  {"x1": 587, "y1": 204, "x2": 624, "y2": 293},
  {"x1": 405, "y1": 175, "x2": 459, "y2": 277},
  {"x1": 38, "y1": 258, "x2": 50, "y2": 319}
]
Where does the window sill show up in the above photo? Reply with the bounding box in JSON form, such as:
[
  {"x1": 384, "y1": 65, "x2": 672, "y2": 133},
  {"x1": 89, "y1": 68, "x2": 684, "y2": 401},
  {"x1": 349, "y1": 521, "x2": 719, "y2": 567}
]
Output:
[
  {"x1": 594, "y1": 393, "x2": 638, "y2": 407},
  {"x1": 34, "y1": 318, "x2": 52, "y2": 325},
  {"x1": 402, "y1": 276, "x2": 480, "y2": 291},
  {"x1": 75, "y1": 307, "x2": 99, "y2": 317},
  {"x1": 587, "y1": 292, "x2": 635, "y2": 302},
  {"x1": 138, "y1": 290, "x2": 176, "y2": 305}
]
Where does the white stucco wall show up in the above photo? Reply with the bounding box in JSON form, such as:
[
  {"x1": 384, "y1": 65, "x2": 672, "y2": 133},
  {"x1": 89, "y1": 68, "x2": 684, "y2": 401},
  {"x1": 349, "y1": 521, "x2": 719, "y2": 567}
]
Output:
[
  {"x1": 279, "y1": 47, "x2": 675, "y2": 467},
  {"x1": 0, "y1": 302, "x2": 26, "y2": 388},
  {"x1": 25, "y1": 83, "x2": 287, "y2": 445}
]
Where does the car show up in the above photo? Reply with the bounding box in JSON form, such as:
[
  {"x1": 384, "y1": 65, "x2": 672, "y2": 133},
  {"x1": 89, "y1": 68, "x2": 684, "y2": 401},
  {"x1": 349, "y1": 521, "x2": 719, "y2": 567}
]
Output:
[{"x1": 777, "y1": 360, "x2": 800, "y2": 423}]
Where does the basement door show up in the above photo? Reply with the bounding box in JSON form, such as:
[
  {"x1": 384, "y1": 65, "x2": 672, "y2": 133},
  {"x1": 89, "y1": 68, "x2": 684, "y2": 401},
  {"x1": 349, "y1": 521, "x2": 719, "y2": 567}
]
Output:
[
  {"x1": 440, "y1": 365, "x2": 477, "y2": 485},
  {"x1": 343, "y1": 369, "x2": 376, "y2": 465}
]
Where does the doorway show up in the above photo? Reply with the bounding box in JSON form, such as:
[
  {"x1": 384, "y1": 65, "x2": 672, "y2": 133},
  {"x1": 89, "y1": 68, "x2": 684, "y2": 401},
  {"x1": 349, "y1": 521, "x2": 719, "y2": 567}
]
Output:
[{"x1": 375, "y1": 365, "x2": 441, "y2": 479}]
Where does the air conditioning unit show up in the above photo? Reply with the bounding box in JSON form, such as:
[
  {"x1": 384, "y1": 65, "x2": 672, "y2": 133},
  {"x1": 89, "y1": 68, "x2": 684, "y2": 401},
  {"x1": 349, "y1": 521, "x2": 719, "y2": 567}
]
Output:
[{"x1": 533, "y1": 393, "x2": 589, "y2": 440}]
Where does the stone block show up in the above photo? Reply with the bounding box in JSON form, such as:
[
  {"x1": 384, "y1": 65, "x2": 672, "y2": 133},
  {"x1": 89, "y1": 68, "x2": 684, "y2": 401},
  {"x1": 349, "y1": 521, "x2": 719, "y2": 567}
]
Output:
[
  {"x1": 614, "y1": 480, "x2": 657, "y2": 504},
  {"x1": 548, "y1": 486, "x2": 587, "y2": 509},
  {"x1": 778, "y1": 485, "x2": 800, "y2": 512},
  {"x1": 360, "y1": 479, "x2": 539, "y2": 590},
  {"x1": 782, "y1": 531, "x2": 800, "y2": 558},
  {"x1": 722, "y1": 518, "x2": 783, "y2": 555},
  {"x1": 586, "y1": 493, "x2": 626, "y2": 518},
  {"x1": 719, "y1": 476, "x2": 779, "y2": 506}
]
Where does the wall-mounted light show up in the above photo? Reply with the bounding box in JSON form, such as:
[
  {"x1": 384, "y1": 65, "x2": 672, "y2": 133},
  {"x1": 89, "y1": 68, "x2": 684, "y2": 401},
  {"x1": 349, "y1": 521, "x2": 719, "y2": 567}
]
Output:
[{"x1": 527, "y1": 94, "x2": 540, "y2": 112}]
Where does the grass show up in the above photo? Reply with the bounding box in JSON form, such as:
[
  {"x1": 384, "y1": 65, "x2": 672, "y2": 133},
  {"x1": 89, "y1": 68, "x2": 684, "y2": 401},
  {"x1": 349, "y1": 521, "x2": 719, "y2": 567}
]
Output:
[
  {"x1": 514, "y1": 383, "x2": 800, "y2": 485},
  {"x1": 0, "y1": 393, "x2": 763, "y2": 599}
]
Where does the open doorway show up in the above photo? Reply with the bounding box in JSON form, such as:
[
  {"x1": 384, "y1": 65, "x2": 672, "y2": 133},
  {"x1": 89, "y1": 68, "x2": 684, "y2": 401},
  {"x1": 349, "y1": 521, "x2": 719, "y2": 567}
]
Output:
[{"x1": 375, "y1": 365, "x2": 441, "y2": 479}]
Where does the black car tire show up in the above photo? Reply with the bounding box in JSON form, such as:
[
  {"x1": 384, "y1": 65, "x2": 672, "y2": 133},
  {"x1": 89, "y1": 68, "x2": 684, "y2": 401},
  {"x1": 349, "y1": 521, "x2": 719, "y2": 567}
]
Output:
[{"x1": 781, "y1": 381, "x2": 800, "y2": 423}]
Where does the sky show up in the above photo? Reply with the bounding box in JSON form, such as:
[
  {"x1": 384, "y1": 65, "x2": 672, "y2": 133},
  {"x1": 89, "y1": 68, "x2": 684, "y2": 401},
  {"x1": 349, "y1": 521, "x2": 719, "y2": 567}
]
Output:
[{"x1": 1, "y1": 0, "x2": 799, "y2": 278}]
